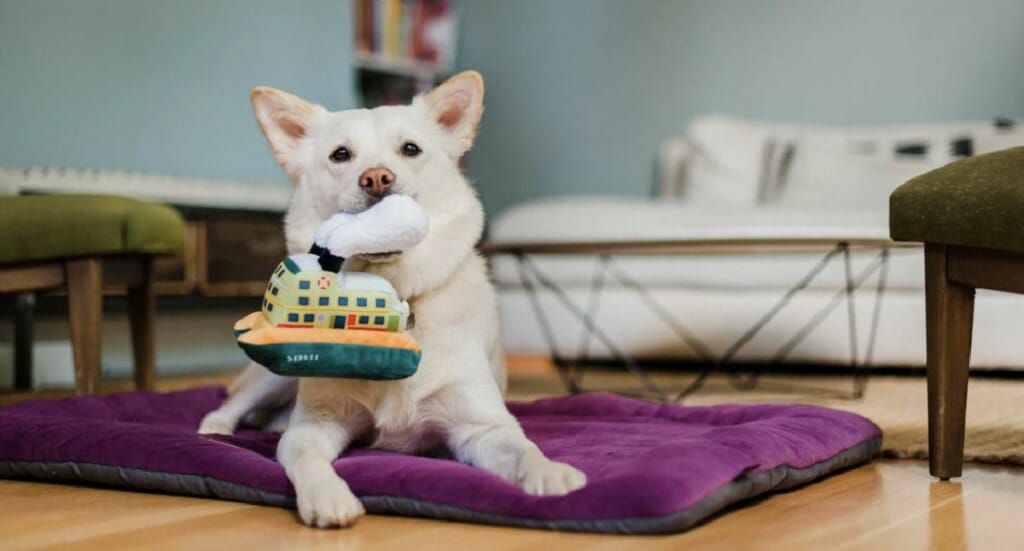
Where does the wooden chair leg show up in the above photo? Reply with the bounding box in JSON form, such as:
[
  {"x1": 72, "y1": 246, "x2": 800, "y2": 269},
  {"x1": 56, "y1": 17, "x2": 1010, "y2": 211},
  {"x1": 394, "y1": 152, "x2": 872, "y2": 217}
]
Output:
[
  {"x1": 126, "y1": 257, "x2": 156, "y2": 391},
  {"x1": 14, "y1": 292, "x2": 35, "y2": 390},
  {"x1": 924, "y1": 244, "x2": 975, "y2": 480},
  {"x1": 66, "y1": 258, "x2": 103, "y2": 395}
]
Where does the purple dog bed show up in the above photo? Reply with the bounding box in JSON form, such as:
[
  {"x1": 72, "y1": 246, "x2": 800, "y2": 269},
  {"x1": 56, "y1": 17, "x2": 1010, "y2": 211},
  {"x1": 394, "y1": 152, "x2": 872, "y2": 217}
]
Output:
[{"x1": 0, "y1": 388, "x2": 880, "y2": 534}]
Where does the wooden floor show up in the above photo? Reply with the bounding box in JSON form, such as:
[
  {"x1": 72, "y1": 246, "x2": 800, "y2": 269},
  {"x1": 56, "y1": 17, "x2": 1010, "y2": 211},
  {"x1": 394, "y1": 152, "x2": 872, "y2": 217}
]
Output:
[
  {"x1": 1, "y1": 362, "x2": 1023, "y2": 550},
  {"x1": 3, "y1": 461, "x2": 1022, "y2": 550}
]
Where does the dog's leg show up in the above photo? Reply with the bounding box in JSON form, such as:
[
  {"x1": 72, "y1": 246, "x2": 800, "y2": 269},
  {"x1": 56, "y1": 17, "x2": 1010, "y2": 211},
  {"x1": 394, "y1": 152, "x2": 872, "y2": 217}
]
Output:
[
  {"x1": 488, "y1": 336, "x2": 508, "y2": 397},
  {"x1": 198, "y1": 363, "x2": 296, "y2": 435},
  {"x1": 262, "y1": 400, "x2": 294, "y2": 433},
  {"x1": 441, "y1": 374, "x2": 586, "y2": 496},
  {"x1": 278, "y1": 393, "x2": 370, "y2": 528}
]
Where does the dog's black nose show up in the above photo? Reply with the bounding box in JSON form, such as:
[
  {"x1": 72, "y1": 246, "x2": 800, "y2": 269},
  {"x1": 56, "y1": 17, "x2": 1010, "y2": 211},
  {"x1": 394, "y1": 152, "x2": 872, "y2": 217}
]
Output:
[{"x1": 359, "y1": 167, "x2": 394, "y2": 198}]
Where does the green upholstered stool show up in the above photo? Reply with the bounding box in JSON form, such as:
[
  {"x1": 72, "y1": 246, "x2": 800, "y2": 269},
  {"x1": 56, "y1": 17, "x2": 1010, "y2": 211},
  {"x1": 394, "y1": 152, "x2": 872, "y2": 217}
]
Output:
[
  {"x1": 890, "y1": 146, "x2": 1024, "y2": 480},
  {"x1": 0, "y1": 194, "x2": 185, "y2": 394}
]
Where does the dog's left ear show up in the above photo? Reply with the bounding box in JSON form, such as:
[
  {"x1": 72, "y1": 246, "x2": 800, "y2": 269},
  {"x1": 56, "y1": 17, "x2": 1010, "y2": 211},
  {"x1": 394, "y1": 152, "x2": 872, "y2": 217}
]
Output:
[{"x1": 424, "y1": 71, "x2": 484, "y2": 157}]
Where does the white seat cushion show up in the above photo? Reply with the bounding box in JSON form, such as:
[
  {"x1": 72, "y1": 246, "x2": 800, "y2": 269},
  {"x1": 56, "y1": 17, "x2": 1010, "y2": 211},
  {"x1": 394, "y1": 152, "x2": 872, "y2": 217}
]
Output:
[
  {"x1": 488, "y1": 197, "x2": 920, "y2": 291},
  {"x1": 490, "y1": 196, "x2": 890, "y2": 244}
]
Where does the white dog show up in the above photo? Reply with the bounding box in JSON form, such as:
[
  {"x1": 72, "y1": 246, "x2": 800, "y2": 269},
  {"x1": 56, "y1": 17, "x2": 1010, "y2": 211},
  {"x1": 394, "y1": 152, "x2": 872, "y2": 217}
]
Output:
[{"x1": 198, "y1": 71, "x2": 586, "y2": 528}]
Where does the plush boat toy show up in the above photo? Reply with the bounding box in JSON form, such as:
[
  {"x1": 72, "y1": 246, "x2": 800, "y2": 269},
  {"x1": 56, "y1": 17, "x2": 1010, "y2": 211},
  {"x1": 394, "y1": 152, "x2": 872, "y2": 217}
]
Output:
[{"x1": 234, "y1": 195, "x2": 429, "y2": 380}]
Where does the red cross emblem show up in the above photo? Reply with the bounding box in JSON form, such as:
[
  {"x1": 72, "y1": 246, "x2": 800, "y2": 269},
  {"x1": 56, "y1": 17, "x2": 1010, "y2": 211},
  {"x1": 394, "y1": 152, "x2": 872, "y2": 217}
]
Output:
[{"x1": 316, "y1": 276, "x2": 332, "y2": 290}]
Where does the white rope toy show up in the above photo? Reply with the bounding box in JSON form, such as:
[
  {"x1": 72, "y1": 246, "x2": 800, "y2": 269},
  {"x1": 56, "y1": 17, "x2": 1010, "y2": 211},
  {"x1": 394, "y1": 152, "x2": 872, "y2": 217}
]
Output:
[{"x1": 313, "y1": 194, "x2": 429, "y2": 259}]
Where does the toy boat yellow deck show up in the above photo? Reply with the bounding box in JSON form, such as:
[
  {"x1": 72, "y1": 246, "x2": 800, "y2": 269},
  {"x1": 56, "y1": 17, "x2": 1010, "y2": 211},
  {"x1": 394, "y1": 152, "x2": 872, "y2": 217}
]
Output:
[{"x1": 234, "y1": 312, "x2": 421, "y2": 380}]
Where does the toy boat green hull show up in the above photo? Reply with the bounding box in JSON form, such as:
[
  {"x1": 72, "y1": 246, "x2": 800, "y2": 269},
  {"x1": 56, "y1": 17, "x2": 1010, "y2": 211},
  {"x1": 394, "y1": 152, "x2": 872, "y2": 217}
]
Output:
[
  {"x1": 234, "y1": 312, "x2": 421, "y2": 380},
  {"x1": 239, "y1": 340, "x2": 420, "y2": 380}
]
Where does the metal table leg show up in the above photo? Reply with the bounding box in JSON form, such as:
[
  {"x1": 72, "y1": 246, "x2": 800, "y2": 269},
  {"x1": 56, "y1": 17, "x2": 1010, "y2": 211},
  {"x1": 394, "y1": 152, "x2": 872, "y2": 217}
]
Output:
[{"x1": 511, "y1": 243, "x2": 893, "y2": 402}]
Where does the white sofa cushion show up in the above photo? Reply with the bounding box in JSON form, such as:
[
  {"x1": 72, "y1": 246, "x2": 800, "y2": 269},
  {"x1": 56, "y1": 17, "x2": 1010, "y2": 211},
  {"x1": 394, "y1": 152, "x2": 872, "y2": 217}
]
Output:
[
  {"x1": 777, "y1": 139, "x2": 941, "y2": 211},
  {"x1": 682, "y1": 117, "x2": 797, "y2": 206},
  {"x1": 674, "y1": 116, "x2": 1023, "y2": 208},
  {"x1": 973, "y1": 124, "x2": 1024, "y2": 155},
  {"x1": 778, "y1": 122, "x2": 1024, "y2": 210}
]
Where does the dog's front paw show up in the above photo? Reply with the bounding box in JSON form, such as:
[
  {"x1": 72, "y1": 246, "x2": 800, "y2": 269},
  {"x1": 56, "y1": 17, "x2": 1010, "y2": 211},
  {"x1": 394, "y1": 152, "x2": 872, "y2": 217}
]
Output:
[
  {"x1": 518, "y1": 457, "x2": 587, "y2": 497},
  {"x1": 197, "y1": 411, "x2": 237, "y2": 435},
  {"x1": 296, "y1": 475, "x2": 365, "y2": 528}
]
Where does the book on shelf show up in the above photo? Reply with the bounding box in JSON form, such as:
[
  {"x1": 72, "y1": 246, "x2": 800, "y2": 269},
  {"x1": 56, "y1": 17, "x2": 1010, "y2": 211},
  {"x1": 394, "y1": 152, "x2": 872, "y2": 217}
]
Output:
[{"x1": 355, "y1": 0, "x2": 456, "y2": 74}]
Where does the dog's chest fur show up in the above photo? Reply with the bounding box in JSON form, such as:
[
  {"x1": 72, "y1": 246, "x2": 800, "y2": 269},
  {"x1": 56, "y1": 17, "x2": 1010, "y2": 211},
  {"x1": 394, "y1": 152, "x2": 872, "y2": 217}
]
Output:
[
  {"x1": 303, "y1": 373, "x2": 451, "y2": 455},
  {"x1": 301, "y1": 264, "x2": 495, "y2": 454},
  {"x1": 365, "y1": 389, "x2": 450, "y2": 454}
]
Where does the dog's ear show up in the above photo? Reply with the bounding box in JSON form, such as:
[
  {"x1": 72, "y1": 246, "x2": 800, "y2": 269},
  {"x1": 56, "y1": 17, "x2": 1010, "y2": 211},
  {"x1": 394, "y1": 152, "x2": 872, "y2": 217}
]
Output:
[
  {"x1": 251, "y1": 86, "x2": 318, "y2": 181},
  {"x1": 423, "y1": 71, "x2": 484, "y2": 157}
]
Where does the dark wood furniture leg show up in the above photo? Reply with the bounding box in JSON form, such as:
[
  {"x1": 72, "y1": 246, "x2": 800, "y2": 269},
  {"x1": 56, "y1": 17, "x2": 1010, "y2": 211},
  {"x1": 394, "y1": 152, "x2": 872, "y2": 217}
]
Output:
[
  {"x1": 924, "y1": 244, "x2": 975, "y2": 480},
  {"x1": 13, "y1": 292, "x2": 35, "y2": 390},
  {"x1": 66, "y1": 258, "x2": 103, "y2": 395},
  {"x1": 126, "y1": 257, "x2": 156, "y2": 391}
]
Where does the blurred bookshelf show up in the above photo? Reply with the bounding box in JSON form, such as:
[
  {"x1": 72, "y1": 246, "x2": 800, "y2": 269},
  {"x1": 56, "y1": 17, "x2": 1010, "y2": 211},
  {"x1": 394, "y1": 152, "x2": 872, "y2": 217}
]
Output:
[{"x1": 353, "y1": 0, "x2": 458, "y2": 107}]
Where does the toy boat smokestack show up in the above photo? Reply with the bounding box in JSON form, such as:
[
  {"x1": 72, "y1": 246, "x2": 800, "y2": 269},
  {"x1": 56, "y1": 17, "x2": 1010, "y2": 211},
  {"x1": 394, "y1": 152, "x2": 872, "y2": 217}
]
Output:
[{"x1": 308, "y1": 244, "x2": 344, "y2": 273}]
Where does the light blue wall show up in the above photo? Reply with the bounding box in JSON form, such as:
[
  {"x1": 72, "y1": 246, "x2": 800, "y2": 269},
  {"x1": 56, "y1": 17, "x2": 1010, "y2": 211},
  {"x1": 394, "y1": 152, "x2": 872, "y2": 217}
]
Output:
[
  {"x1": 458, "y1": 0, "x2": 1024, "y2": 217},
  {"x1": 4, "y1": 1, "x2": 1023, "y2": 215},
  {"x1": 0, "y1": 0, "x2": 355, "y2": 185}
]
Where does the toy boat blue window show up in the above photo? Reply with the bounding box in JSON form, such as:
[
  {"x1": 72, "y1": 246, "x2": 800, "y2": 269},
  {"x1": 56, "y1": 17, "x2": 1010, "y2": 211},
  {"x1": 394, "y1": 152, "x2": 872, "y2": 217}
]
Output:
[
  {"x1": 299, "y1": 280, "x2": 310, "y2": 290},
  {"x1": 374, "y1": 316, "x2": 385, "y2": 325},
  {"x1": 299, "y1": 297, "x2": 309, "y2": 306},
  {"x1": 271, "y1": 287, "x2": 279, "y2": 296},
  {"x1": 319, "y1": 297, "x2": 329, "y2": 306},
  {"x1": 357, "y1": 298, "x2": 368, "y2": 307},
  {"x1": 359, "y1": 315, "x2": 369, "y2": 324},
  {"x1": 304, "y1": 314, "x2": 315, "y2": 323},
  {"x1": 267, "y1": 282, "x2": 272, "y2": 291},
  {"x1": 375, "y1": 298, "x2": 386, "y2": 308},
  {"x1": 267, "y1": 303, "x2": 274, "y2": 311},
  {"x1": 338, "y1": 297, "x2": 349, "y2": 306},
  {"x1": 332, "y1": 316, "x2": 346, "y2": 328},
  {"x1": 288, "y1": 313, "x2": 299, "y2": 322}
]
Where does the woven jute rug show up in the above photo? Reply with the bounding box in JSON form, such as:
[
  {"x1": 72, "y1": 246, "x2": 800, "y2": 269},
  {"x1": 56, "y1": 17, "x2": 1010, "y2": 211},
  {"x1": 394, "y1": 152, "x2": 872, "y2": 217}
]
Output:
[
  {"x1": 508, "y1": 367, "x2": 1024, "y2": 467},
  {"x1": 689, "y1": 376, "x2": 1024, "y2": 466}
]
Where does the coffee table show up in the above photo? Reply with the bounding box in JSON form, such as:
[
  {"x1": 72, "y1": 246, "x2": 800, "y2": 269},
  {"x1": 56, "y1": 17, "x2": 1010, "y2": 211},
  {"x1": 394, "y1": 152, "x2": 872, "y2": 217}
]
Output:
[{"x1": 482, "y1": 237, "x2": 919, "y2": 401}]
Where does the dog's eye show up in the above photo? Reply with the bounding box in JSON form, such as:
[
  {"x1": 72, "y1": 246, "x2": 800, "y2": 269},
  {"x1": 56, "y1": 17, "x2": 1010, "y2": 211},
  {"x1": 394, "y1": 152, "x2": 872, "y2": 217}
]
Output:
[
  {"x1": 401, "y1": 142, "x2": 422, "y2": 158},
  {"x1": 329, "y1": 146, "x2": 351, "y2": 163}
]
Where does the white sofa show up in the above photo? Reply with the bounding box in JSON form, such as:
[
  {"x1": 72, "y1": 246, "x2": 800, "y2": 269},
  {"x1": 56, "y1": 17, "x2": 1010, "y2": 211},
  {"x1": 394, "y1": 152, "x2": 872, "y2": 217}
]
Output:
[{"x1": 489, "y1": 116, "x2": 1024, "y2": 369}]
